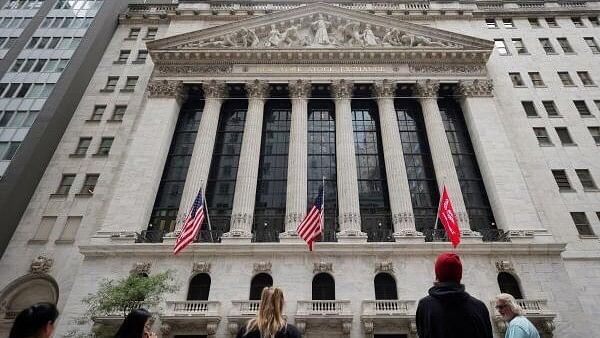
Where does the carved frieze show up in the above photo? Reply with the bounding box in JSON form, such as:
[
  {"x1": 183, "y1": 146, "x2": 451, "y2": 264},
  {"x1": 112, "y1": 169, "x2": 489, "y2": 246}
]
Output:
[
  {"x1": 495, "y1": 260, "x2": 514, "y2": 272},
  {"x1": 409, "y1": 64, "x2": 486, "y2": 75},
  {"x1": 457, "y1": 79, "x2": 494, "y2": 97},
  {"x1": 253, "y1": 261, "x2": 272, "y2": 273},
  {"x1": 193, "y1": 261, "x2": 211, "y2": 274},
  {"x1": 288, "y1": 80, "x2": 312, "y2": 98},
  {"x1": 313, "y1": 261, "x2": 333, "y2": 273},
  {"x1": 414, "y1": 79, "x2": 440, "y2": 98},
  {"x1": 375, "y1": 261, "x2": 394, "y2": 273},
  {"x1": 203, "y1": 80, "x2": 228, "y2": 99},
  {"x1": 131, "y1": 262, "x2": 152, "y2": 275},
  {"x1": 206, "y1": 322, "x2": 218, "y2": 335},
  {"x1": 147, "y1": 79, "x2": 185, "y2": 100},
  {"x1": 30, "y1": 255, "x2": 53, "y2": 274},
  {"x1": 156, "y1": 64, "x2": 233, "y2": 75}
]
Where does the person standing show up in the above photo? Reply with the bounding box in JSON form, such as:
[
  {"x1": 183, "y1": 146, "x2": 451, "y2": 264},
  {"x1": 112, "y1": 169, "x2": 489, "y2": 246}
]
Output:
[
  {"x1": 237, "y1": 287, "x2": 301, "y2": 338},
  {"x1": 9, "y1": 302, "x2": 59, "y2": 338},
  {"x1": 495, "y1": 293, "x2": 540, "y2": 338},
  {"x1": 114, "y1": 308, "x2": 157, "y2": 338},
  {"x1": 416, "y1": 252, "x2": 493, "y2": 338}
]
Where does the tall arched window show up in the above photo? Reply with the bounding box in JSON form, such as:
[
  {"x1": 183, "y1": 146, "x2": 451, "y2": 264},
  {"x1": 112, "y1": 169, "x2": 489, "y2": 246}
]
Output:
[
  {"x1": 374, "y1": 273, "x2": 398, "y2": 300},
  {"x1": 308, "y1": 94, "x2": 337, "y2": 241},
  {"x1": 187, "y1": 273, "x2": 211, "y2": 301},
  {"x1": 254, "y1": 92, "x2": 291, "y2": 242},
  {"x1": 352, "y1": 95, "x2": 392, "y2": 242},
  {"x1": 149, "y1": 85, "x2": 204, "y2": 236},
  {"x1": 249, "y1": 273, "x2": 273, "y2": 300},
  {"x1": 438, "y1": 95, "x2": 495, "y2": 232},
  {"x1": 312, "y1": 273, "x2": 335, "y2": 300},
  {"x1": 205, "y1": 86, "x2": 248, "y2": 239},
  {"x1": 498, "y1": 272, "x2": 523, "y2": 299}
]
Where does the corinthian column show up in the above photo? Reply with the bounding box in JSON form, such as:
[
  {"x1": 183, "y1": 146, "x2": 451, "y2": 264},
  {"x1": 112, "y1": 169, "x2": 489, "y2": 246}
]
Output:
[
  {"x1": 374, "y1": 80, "x2": 422, "y2": 241},
  {"x1": 222, "y1": 80, "x2": 270, "y2": 242},
  {"x1": 281, "y1": 80, "x2": 311, "y2": 240},
  {"x1": 456, "y1": 80, "x2": 542, "y2": 240},
  {"x1": 332, "y1": 80, "x2": 366, "y2": 242},
  {"x1": 415, "y1": 79, "x2": 471, "y2": 231},
  {"x1": 96, "y1": 80, "x2": 185, "y2": 240},
  {"x1": 176, "y1": 80, "x2": 227, "y2": 227}
]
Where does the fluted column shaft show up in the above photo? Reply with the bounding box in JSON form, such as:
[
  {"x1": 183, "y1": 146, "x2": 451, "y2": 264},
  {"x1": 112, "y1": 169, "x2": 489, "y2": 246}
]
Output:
[
  {"x1": 374, "y1": 80, "x2": 419, "y2": 237},
  {"x1": 225, "y1": 80, "x2": 270, "y2": 240},
  {"x1": 283, "y1": 80, "x2": 311, "y2": 234},
  {"x1": 416, "y1": 80, "x2": 470, "y2": 230},
  {"x1": 332, "y1": 80, "x2": 365, "y2": 239},
  {"x1": 176, "y1": 81, "x2": 227, "y2": 227}
]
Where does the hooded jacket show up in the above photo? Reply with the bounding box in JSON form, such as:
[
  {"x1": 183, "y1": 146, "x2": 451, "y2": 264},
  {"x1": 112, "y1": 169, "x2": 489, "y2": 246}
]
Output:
[{"x1": 416, "y1": 282, "x2": 493, "y2": 338}]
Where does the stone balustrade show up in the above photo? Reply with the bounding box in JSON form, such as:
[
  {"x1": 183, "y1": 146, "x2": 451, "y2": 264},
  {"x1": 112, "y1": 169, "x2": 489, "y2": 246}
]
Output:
[
  {"x1": 296, "y1": 300, "x2": 352, "y2": 316},
  {"x1": 361, "y1": 300, "x2": 416, "y2": 316},
  {"x1": 164, "y1": 300, "x2": 220, "y2": 316},
  {"x1": 490, "y1": 298, "x2": 556, "y2": 334},
  {"x1": 231, "y1": 300, "x2": 260, "y2": 316}
]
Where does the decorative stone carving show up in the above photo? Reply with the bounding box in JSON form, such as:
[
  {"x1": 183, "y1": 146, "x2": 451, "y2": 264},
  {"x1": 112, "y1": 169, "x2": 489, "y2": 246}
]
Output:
[
  {"x1": 253, "y1": 261, "x2": 272, "y2": 273},
  {"x1": 246, "y1": 79, "x2": 270, "y2": 98},
  {"x1": 160, "y1": 323, "x2": 171, "y2": 336},
  {"x1": 460, "y1": 229, "x2": 482, "y2": 237},
  {"x1": 147, "y1": 79, "x2": 185, "y2": 100},
  {"x1": 206, "y1": 322, "x2": 219, "y2": 335},
  {"x1": 457, "y1": 79, "x2": 494, "y2": 97},
  {"x1": 508, "y1": 230, "x2": 535, "y2": 238},
  {"x1": 313, "y1": 261, "x2": 333, "y2": 273},
  {"x1": 295, "y1": 321, "x2": 306, "y2": 334},
  {"x1": 331, "y1": 80, "x2": 354, "y2": 98},
  {"x1": 373, "y1": 80, "x2": 396, "y2": 98},
  {"x1": 30, "y1": 255, "x2": 53, "y2": 274},
  {"x1": 363, "y1": 320, "x2": 374, "y2": 334},
  {"x1": 203, "y1": 80, "x2": 228, "y2": 99},
  {"x1": 414, "y1": 79, "x2": 440, "y2": 98},
  {"x1": 409, "y1": 64, "x2": 486, "y2": 75},
  {"x1": 227, "y1": 213, "x2": 253, "y2": 234},
  {"x1": 542, "y1": 319, "x2": 556, "y2": 333},
  {"x1": 156, "y1": 64, "x2": 233, "y2": 75},
  {"x1": 495, "y1": 260, "x2": 514, "y2": 272},
  {"x1": 342, "y1": 321, "x2": 352, "y2": 334},
  {"x1": 375, "y1": 261, "x2": 394, "y2": 273},
  {"x1": 228, "y1": 322, "x2": 239, "y2": 335},
  {"x1": 130, "y1": 262, "x2": 151, "y2": 275},
  {"x1": 193, "y1": 261, "x2": 211, "y2": 274},
  {"x1": 288, "y1": 80, "x2": 312, "y2": 98},
  {"x1": 410, "y1": 319, "x2": 418, "y2": 333}
]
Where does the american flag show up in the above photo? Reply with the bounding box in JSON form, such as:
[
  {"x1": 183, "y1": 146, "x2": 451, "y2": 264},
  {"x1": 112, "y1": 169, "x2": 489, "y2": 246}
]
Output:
[
  {"x1": 297, "y1": 186, "x2": 324, "y2": 251},
  {"x1": 174, "y1": 190, "x2": 205, "y2": 255}
]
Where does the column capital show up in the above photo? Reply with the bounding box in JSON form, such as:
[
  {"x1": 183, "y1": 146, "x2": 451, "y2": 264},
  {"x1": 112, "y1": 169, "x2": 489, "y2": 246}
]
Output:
[
  {"x1": 147, "y1": 79, "x2": 185, "y2": 101},
  {"x1": 289, "y1": 80, "x2": 312, "y2": 98},
  {"x1": 457, "y1": 79, "x2": 494, "y2": 97},
  {"x1": 373, "y1": 79, "x2": 396, "y2": 98},
  {"x1": 414, "y1": 79, "x2": 440, "y2": 98},
  {"x1": 246, "y1": 79, "x2": 270, "y2": 98},
  {"x1": 203, "y1": 80, "x2": 228, "y2": 99},
  {"x1": 331, "y1": 79, "x2": 354, "y2": 98}
]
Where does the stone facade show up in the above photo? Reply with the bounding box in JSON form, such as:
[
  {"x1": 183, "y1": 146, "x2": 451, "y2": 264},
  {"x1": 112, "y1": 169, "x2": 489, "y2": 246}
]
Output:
[{"x1": 1, "y1": 1, "x2": 600, "y2": 338}]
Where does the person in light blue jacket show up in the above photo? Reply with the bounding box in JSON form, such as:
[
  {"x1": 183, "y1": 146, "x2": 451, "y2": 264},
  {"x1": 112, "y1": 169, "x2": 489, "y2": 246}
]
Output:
[{"x1": 494, "y1": 293, "x2": 540, "y2": 338}]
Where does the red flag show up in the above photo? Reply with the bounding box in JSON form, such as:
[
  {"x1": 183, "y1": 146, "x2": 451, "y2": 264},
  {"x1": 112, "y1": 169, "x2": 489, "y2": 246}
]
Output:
[{"x1": 438, "y1": 185, "x2": 461, "y2": 248}]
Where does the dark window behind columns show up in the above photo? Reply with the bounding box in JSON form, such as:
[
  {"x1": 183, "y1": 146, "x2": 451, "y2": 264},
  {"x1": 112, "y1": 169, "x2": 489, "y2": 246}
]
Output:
[
  {"x1": 353, "y1": 85, "x2": 391, "y2": 242},
  {"x1": 253, "y1": 85, "x2": 291, "y2": 242},
  {"x1": 395, "y1": 93, "x2": 439, "y2": 233},
  {"x1": 437, "y1": 92, "x2": 496, "y2": 232},
  {"x1": 307, "y1": 84, "x2": 337, "y2": 242},
  {"x1": 148, "y1": 85, "x2": 203, "y2": 239},
  {"x1": 205, "y1": 85, "x2": 248, "y2": 238}
]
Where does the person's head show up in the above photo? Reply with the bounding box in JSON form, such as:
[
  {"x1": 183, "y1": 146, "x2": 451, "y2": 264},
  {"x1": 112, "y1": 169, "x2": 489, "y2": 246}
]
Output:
[
  {"x1": 246, "y1": 287, "x2": 286, "y2": 338},
  {"x1": 434, "y1": 252, "x2": 463, "y2": 284},
  {"x1": 9, "y1": 302, "x2": 59, "y2": 338},
  {"x1": 114, "y1": 308, "x2": 152, "y2": 338},
  {"x1": 495, "y1": 293, "x2": 523, "y2": 321}
]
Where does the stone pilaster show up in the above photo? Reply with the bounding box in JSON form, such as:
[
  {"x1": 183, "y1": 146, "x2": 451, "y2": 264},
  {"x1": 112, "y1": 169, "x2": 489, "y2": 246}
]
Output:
[
  {"x1": 415, "y1": 79, "x2": 471, "y2": 232},
  {"x1": 176, "y1": 81, "x2": 227, "y2": 229},
  {"x1": 95, "y1": 80, "x2": 185, "y2": 240},
  {"x1": 223, "y1": 80, "x2": 270, "y2": 242},
  {"x1": 374, "y1": 80, "x2": 422, "y2": 241},
  {"x1": 331, "y1": 80, "x2": 366, "y2": 242},
  {"x1": 457, "y1": 79, "x2": 542, "y2": 239},
  {"x1": 281, "y1": 80, "x2": 311, "y2": 240}
]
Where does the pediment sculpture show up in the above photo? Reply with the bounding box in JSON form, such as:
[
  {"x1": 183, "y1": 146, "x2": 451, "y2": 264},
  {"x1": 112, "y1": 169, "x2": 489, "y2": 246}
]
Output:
[{"x1": 177, "y1": 13, "x2": 460, "y2": 50}]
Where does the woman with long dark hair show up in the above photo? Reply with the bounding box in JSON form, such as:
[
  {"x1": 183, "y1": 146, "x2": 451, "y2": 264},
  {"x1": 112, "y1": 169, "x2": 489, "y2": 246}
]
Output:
[
  {"x1": 237, "y1": 287, "x2": 301, "y2": 338},
  {"x1": 114, "y1": 308, "x2": 156, "y2": 338},
  {"x1": 9, "y1": 302, "x2": 59, "y2": 338}
]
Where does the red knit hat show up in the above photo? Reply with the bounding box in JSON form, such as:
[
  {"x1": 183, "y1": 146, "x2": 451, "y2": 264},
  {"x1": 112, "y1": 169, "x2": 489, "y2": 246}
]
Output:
[{"x1": 435, "y1": 252, "x2": 462, "y2": 283}]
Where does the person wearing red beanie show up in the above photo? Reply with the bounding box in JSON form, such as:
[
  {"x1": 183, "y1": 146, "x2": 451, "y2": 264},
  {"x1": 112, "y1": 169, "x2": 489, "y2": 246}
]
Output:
[{"x1": 416, "y1": 252, "x2": 493, "y2": 338}]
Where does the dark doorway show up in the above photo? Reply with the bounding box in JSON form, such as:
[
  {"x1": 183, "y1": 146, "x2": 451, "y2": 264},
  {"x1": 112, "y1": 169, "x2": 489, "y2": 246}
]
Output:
[
  {"x1": 312, "y1": 273, "x2": 335, "y2": 300},
  {"x1": 187, "y1": 273, "x2": 211, "y2": 301},
  {"x1": 249, "y1": 273, "x2": 273, "y2": 300},
  {"x1": 498, "y1": 272, "x2": 523, "y2": 299},
  {"x1": 374, "y1": 273, "x2": 398, "y2": 300}
]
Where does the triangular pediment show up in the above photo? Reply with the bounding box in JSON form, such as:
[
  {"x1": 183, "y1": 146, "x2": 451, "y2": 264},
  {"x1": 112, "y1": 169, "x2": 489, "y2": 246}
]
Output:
[{"x1": 148, "y1": 3, "x2": 493, "y2": 64}]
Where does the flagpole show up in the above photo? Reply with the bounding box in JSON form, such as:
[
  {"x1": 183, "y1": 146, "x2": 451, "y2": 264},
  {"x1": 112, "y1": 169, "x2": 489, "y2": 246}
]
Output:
[
  {"x1": 433, "y1": 177, "x2": 446, "y2": 231},
  {"x1": 322, "y1": 176, "x2": 326, "y2": 235},
  {"x1": 201, "y1": 181, "x2": 214, "y2": 243}
]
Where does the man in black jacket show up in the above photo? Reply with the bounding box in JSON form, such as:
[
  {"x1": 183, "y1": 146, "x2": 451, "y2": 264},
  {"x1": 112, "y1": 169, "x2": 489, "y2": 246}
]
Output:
[{"x1": 416, "y1": 252, "x2": 493, "y2": 338}]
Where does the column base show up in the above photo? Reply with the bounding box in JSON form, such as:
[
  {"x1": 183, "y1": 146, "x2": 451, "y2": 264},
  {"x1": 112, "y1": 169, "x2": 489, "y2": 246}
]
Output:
[
  {"x1": 221, "y1": 230, "x2": 252, "y2": 243},
  {"x1": 279, "y1": 230, "x2": 304, "y2": 244},
  {"x1": 337, "y1": 230, "x2": 368, "y2": 243},
  {"x1": 460, "y1": 229, "x2": 482, "y2": 243},
  {"x1": 393, "y1": 230, "x2": 425, "y2": 243}
]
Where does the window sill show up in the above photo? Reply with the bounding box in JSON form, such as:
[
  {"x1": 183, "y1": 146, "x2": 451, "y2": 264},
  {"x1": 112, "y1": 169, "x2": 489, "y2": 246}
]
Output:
[
  {"x1": 50, "y1": 193, "x2": 68, "y2": 198},
  {"x1": 123, "y1": 37, "x2": 138, "y2": 41},
  {"x1": 84, "y1": 119, "x2": 101, "y2": 123},
  {"x1": 55, "y1": 239, "x2": 75, "y2": 244},
  {"x1": 547, "y1": 115, "x2": 563, "y2": 118},
  {"x1": 106, "y1": 119, "x2": 123, "y2": 123},
  {"x1": 99, "y1": 89, "x2": 114, "y2": 93},
  {"x1": 579, "y1": 235, "x2": 598, "y2": 239},
  {"x1": 131, "y1": 60, "x2": 146, "y2": 64},
  {"x1": 539, "y1": 144, "x2": 555, "y2": 147},
  {"x1": 517, "y1": 52, "x2": 530, "y2": 56},
  {"x1": 583, "y1": 188, "x2": 600, "y2": 192},
  {"x1": 564, "y1": 52, "x2": 577, "y2": 55},
  {"x1": 545, "y1": 52, "x2": 559, "y2": 55},
  {"x1": 513, "y1": 85, "x2": 527, "y2": 88},
  {"x1": 28, "y1": 239, "x2": 48, "y2": 244},
  {"x1": 562, "y1": 143, "x2": 578, "y2": 147},
  {"x1": 527, "y1": 115, "x2": 541, "y2": 118},
  {"x1": 75, "y1": 193, "x2": 93, "y2": 198},
  {"x1": 533, "y1": 85, "x2": 548, "y2": 88},
  {"x1": 559, "y1": 189, "x2": 576, "y2": 193},
  {"x1": 142, "y1": 37, "x2": 156, "y2": 41},
  {"x1": 583, "y1": 84, "x2": 598, "y2": 87},
  {"x1": 563, "y1": 85, "x2": 578, "y2": 87},
  {"x1": 120, "y1": 88, "x2": 134, "y2": 93},
  {"x1": 92, "y1": 153, "x2": 109, "y2": 158},
  {"x1": 581, "y1": 114, "x2": 596, "y2": 118},
  {"x1": 69, "y1": 154, "x2": 85, "y2": 158},
  {"x1": 113, "y1": 61, "x2": 127, "y2": 65}
]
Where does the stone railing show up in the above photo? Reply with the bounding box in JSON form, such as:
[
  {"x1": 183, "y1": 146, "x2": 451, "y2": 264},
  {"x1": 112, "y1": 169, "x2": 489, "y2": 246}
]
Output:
[
  {"x1": 362, "y1": 300, "x2": 416, "y2": 316},
  {"x1": 230, "y1": 300, "x2": 260, "y2": 316},
  {"x1": 296, "y1": 300, "x2": 352, "y2": 316},
  {"x1": 517, "y1": 299, "x2": 550, "y2": 314},
  {"x1": 164, "y1": 301, "x2": 220, "y2": 316},
  {"x1": 491, "y1": 299, "x2": 556, "y2": 334}
]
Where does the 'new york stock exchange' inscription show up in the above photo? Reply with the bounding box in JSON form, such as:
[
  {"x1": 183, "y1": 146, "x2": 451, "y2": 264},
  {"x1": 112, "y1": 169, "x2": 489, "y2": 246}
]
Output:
[{"x1": 252, "y1": 65, "x2": 392, "y2": 74}]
